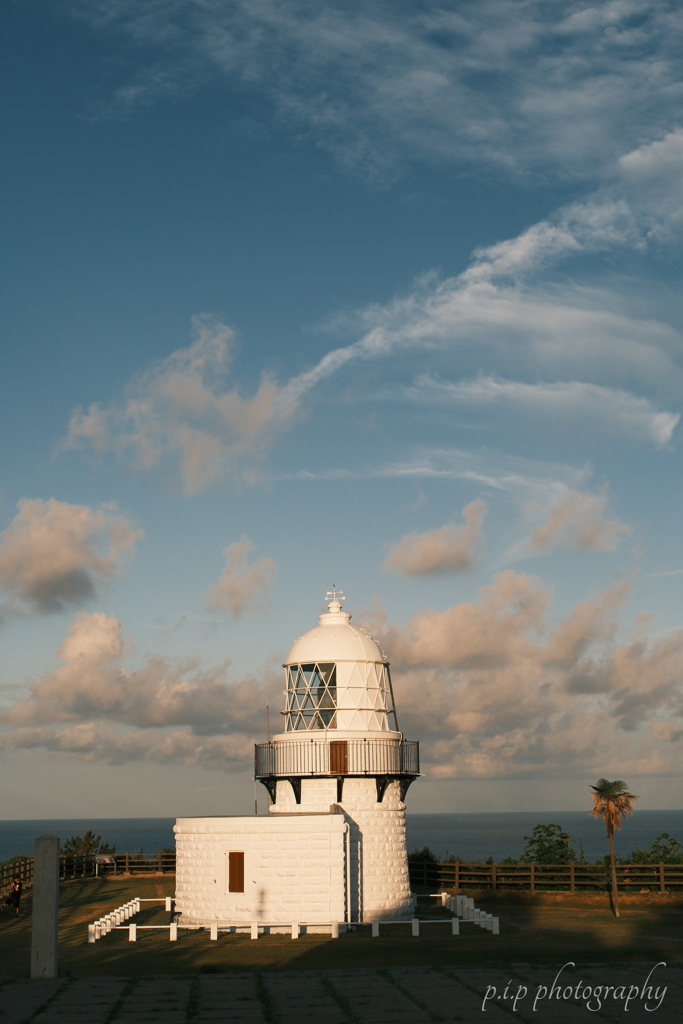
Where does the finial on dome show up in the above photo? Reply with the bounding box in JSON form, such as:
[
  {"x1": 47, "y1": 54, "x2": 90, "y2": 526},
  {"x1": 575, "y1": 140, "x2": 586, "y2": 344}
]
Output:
[{"x1": 326, "y1": 584, "x2": 345, "y2": 614}]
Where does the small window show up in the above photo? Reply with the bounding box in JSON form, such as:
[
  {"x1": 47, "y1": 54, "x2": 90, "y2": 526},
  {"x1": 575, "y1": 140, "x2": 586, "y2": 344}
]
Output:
[{"x1": 228, "y1": 851, "x2": 244, "y2": 893}]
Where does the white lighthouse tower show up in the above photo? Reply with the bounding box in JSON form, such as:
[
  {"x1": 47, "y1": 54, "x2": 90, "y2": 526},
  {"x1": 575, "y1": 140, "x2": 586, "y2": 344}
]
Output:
[{"x1": 174, "y1": 590, "x2": 419, "y2": 930}]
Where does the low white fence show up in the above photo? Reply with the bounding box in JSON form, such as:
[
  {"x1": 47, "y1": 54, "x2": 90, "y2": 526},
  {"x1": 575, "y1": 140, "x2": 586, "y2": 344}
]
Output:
[{"x1": 87, "y1": 891, "x2": 499, "y2": 943}]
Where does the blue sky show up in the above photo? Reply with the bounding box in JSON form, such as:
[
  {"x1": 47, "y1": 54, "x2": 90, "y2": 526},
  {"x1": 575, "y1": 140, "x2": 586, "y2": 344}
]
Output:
[{"x1": 1, "y1": 0, "x2": 683, "y2": 819}]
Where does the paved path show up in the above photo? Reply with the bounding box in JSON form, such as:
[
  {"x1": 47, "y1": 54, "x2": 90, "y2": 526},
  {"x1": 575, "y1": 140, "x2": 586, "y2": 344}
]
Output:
[{"x1": 0, "y1": 965, "x2": 680, "y2": 1023}]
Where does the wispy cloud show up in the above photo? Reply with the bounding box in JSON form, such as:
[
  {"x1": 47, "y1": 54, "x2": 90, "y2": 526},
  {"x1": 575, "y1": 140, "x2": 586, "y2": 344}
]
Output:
[
  {"x1": 405, "y1": 376, "x2": 679, "y2": 449},
  {"x1": 64, "y1": 1, "x2": 683, "y2": 184},
  {"x1": 528, "y1": 489, "x2": 631, "y2": 554},
  {"x1": 205, "y1": 537, "x2": 276, "y2": 616},
  {"x1": 0, "y1": 499, "x2": 142, "y2": 616},
  {"x1": 384, "y1": 500, "x2": 486, "y2": 576},
  {"x1": 334, "y1": 447, "x2": 588, "y2": 489}
]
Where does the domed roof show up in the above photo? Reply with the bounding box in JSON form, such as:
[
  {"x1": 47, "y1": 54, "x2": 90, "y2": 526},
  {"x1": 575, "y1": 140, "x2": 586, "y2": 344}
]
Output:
[{"x1": 285, "y1": 590, "x2": 386, "y2": 665}]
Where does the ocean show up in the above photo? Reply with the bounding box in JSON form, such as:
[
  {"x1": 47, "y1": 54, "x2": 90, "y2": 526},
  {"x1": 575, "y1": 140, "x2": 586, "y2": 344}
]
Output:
[{"x1": 1, "y1": 810, "x2": 682, "y2": 864}]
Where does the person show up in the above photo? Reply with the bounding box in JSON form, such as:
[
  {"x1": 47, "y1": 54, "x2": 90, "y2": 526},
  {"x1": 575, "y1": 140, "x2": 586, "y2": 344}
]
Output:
[{"x1": 2, "y1": 875, "x2": 22, "y2": 917}]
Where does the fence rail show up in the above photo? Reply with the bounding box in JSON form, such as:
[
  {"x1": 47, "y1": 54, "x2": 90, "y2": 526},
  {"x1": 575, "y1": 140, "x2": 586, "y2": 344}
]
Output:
[
  {"x1": 255, "y1": 738, "x2": 419, "y2": 777},
  {"x1": 1, "y1": 852, "x2": 176, "y2": 892},
  {"x1": 408, "y1": 861, "x2": 683, "y2": 892}
]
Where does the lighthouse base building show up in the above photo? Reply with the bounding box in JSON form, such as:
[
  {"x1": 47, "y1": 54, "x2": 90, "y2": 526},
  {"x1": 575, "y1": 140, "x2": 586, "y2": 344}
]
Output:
[{"x1": 174, "y1": 592, "x2": 419, "y2": 930}]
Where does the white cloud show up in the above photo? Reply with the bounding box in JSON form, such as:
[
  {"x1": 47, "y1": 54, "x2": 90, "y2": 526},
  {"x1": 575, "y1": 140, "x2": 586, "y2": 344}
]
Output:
[
  {"x1": 384, "y1": 500, "x2": 486, "y2": 575},
  {"x1": 205, "y1": 537, "x2": 276, "y2": 616},
  {"x1": 359, "y1": 572, "x2": 683, "y2": 780},
  {"x1": 406, "y1": 376, "x2": 679, "y2": 449},
  {"x1": 0, "y1": 499, "x2": 142, "y2": 615},
  {"x1": 4, "y1": 577, "x2": 682, "y2": 782},
  {"x1": 0, "y1": 610, "x2": 280, "y2": 770},
  {"x1": 60, "y1": 315, "x2": 298, "y2": 493}
]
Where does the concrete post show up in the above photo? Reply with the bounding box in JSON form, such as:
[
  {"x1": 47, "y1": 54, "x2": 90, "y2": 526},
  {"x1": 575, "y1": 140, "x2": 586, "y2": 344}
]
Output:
[
  {"x1": 250, "y1": 922, "x2": 258, "y2": 940},
  {"x1": 371, "y1": 920, "x2": 379, "y2": 937},
  {"x1": 411, "y1": 918, "x2": 419, "y2": 937},
  {"x1": 129, "y1": 924, "x2": 137, "y2": 941},
  {"x1": 451, "y1": 918, "x2": 460, "y2": 935},
  {"x1": 331, "y1": 922, "x2": 339, "y2": 938},
  {"x1": 169, "y1": 923, "x2": 178, "y2": 941},
  {"x1": 210, "y1": 922, "x2": 218, "y2": 940},
  {"x1": 31, "y1": 834, "x2": 60, "y2": 979}
]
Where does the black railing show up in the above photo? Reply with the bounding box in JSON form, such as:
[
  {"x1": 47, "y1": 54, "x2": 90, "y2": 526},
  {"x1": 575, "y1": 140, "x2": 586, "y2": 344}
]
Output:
[{"x1": 254, "y1": 738, "x2": 419, "y2": 777}]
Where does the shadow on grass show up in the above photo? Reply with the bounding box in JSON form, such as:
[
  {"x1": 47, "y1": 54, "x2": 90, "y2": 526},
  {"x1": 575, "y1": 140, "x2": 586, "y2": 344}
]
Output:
[{"x1": 2, "y1": 880, "x2": 682, "y2": 979}]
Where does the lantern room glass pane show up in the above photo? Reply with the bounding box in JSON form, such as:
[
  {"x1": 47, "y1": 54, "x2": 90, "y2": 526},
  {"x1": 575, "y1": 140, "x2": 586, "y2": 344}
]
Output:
[{"x1": 284, "y1": 663, "x2": 337, "y2": 730}]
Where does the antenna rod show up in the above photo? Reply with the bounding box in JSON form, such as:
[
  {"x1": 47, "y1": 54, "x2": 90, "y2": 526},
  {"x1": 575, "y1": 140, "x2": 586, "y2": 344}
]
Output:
[{"x1": 266, "y1": 703, "x2": 270, "y2": 744}]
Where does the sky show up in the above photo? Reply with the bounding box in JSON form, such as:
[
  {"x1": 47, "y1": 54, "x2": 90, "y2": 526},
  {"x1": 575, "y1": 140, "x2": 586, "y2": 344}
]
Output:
[{"x1": 1, "y1": 0, "x2": 683, "y2": 819}]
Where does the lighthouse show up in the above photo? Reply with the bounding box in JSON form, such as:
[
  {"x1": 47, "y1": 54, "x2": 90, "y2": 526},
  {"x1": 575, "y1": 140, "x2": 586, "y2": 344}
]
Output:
[{"x1": 174, "y1": 590, "x2": 419, "y2": 930}]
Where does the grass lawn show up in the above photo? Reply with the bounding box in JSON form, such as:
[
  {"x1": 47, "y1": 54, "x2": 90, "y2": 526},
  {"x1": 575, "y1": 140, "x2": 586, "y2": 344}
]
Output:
[{"x1": 1, "y1": 876, "x2": 681, "y2": 978}]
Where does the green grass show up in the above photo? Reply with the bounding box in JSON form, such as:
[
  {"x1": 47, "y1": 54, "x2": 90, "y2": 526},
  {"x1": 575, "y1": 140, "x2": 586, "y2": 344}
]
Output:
[{"x1": 1, "y1": 876, "x2": 681, "y2": 978}]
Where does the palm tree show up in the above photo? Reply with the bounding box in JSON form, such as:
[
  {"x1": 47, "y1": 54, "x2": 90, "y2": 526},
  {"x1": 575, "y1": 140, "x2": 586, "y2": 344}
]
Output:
[{"x1": 590, "y1": 779, "x2": 639, "y2": 917}]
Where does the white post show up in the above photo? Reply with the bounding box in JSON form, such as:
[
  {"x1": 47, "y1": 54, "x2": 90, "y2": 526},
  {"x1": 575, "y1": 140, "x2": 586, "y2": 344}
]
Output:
[
  {"x1": 331, "y1": 922, "x2": 339, "y2": 939},
  {"x1": 88, "y1": 924, "x2": 96, "y2": 944},
  {"x1": 371, "y1": 921, "x2": 379, "y2": 937},
  {"x1": 251, "y1": 922, "x2": 259, "y2": 940},
  {"x1": 492, "y1": 917, "x2": 500, "y2": 935},
  {"x1": 451, "y1": 918, "x2": 460, "y2": 935},
  {"x1": 411, "y1": 919, "x2": 419, "y2": 937},
  {"x1": 169, "y1": 923, "x2": 178, "y2": 941},
  {"x1": 31, "y1": 834, "x2": 60, "y2": 979},
  {"x1": 136, "y1": 898, "x2": 141, "y2": 914},
  {"x1": 485, "y1": 914, "x2": 493, "y2": 931},
  {"x1": 411, "y1": 893, "x2": 418, "y2": 908},
  {"x1": 467, "y1": 905, "x2": 475, "y2": 921},
  {"x1": 165, "y1": 897, "x2": 172, "y2": 912},
  {"x1": 129, "y1": 924, "x2": 137, "y2": 942},
  {"x1": 455, "y1": 895, "x2": 463, "y2": 916},
  {"x1": 441, "y1": 893, "x2": 447, "y2": 907},
  {"x1": 94, "y1": 923, "x2": 101, "y2": 940},
  {"x1": 210, "y1": 923, "x2": 218, "y2": 941},
  {"x1": 291, "y1": 922, "x2": 299, "y2": 939}
]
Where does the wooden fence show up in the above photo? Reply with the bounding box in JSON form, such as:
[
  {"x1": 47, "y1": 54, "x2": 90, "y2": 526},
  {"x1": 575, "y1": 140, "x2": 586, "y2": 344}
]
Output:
[
  {"x1": 1, "y1": 852, "x2": 176, "y2": 893},
  {"x1": 4, "y1": 854, "x2": 682, "y2": 895},
  {"x1": 408, "y1": 861, "x2": 683, "y2": 893}
]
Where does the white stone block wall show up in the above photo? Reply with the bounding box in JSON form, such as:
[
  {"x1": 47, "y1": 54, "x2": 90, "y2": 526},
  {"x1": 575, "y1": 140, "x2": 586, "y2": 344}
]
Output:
[
  {"x1": 174, "y1": 815, "x2": 346, "y2": 926},
  {"x1": 269, "y1": 777, "x2": 412, "y2": 922}
]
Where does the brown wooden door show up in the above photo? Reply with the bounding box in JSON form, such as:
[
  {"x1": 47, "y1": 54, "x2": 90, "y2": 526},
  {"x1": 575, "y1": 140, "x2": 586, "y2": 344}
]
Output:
[
  {"x1": 228, "y1": 851, "x2": 244, "y2": 893},
  {"x1": 329, "y1": 740, "x2": 348, "y2": 774}
]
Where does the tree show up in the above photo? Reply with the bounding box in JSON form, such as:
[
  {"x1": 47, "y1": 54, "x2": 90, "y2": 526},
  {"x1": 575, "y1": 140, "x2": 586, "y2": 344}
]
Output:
[
  {"x1": 625, "y1": 832, "x2": 683, "y2": 865},
  {"x1": 521, "y1": 823, "x2": 576, "y2": 864},
  {"x1": 590, "y1": 778, "x2": 638, "y2": 917},
  {"x1": 407, "y1": 846, "x2": 438, "y2": 863},
  {"x1": 61, "y1": 831, "x2": 116, "y2": 857}
]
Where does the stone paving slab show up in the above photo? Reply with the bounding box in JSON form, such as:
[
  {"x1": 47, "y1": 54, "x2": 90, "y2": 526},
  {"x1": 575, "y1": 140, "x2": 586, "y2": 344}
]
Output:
[
  {"x1": 262, "y1": 971, "x2": 345, "y2": 1024},
  {"x1": 1, "y1": 967, "x2": 682, "y2": 1022}
]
